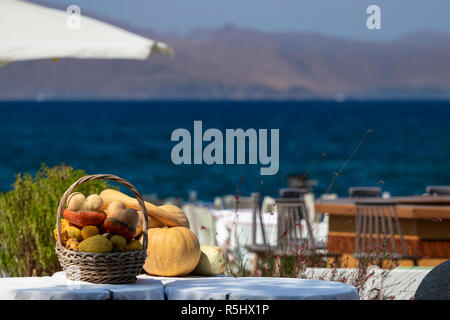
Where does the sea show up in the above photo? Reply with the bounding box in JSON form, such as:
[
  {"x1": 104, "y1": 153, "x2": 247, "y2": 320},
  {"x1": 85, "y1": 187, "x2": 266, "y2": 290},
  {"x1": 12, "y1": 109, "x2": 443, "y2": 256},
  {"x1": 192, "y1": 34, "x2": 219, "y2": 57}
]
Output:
[{"x1": 0, "y1": 100, "x2": 449, "y2": 201}]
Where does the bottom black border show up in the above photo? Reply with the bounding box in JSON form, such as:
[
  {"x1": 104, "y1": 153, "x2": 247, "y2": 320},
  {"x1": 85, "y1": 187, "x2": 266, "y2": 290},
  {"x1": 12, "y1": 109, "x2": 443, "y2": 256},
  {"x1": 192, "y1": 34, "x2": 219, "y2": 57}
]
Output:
[{"x1": 1, "y1": 299, "x2": 443, "y2": 318}]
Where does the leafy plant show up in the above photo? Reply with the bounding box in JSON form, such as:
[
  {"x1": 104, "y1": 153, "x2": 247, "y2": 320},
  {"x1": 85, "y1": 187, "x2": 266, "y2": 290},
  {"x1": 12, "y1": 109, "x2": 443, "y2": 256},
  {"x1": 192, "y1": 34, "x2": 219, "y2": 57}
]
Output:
[{"x1": 0, "y1": 164, "x2": 114, "y2": 277}]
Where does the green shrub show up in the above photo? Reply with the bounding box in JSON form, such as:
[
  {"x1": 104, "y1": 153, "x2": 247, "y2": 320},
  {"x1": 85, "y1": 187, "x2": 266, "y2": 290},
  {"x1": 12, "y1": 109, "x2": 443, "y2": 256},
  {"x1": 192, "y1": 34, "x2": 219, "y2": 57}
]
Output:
[{"x1": 0, "y1": 164, "x2": 115, "y2": 277}]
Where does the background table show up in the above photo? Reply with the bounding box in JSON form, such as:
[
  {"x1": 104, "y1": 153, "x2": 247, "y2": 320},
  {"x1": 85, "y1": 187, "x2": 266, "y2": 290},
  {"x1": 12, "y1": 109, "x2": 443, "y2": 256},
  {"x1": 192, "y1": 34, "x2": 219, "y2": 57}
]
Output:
[
  {"x1": 164, "y1": 277, "x2": 359, "y2": 300},
  {"x1": 315, "y1": 196, "x2": 450, "y2": 262}
]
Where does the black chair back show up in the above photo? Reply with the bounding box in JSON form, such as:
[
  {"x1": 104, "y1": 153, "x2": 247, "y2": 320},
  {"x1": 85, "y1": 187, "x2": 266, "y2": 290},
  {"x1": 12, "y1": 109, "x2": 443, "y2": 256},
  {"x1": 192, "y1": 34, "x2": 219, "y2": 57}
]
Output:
[
  {"x1": 279, "y1": 187, "x2": 309, "y2": 199},
  {"x1": 349, "y1": 186, "x2": 382, "y2": 198},
  {"x1": 426, "y1": 186, "x2": 450, "y2": 196}
]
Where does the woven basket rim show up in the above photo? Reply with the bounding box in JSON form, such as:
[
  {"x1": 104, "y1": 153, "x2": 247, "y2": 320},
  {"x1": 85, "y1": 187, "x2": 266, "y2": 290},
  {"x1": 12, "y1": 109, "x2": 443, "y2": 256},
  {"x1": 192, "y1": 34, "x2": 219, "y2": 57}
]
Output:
[{"x1": 56, "y1": 243, "x2": 146, "y2": 257}]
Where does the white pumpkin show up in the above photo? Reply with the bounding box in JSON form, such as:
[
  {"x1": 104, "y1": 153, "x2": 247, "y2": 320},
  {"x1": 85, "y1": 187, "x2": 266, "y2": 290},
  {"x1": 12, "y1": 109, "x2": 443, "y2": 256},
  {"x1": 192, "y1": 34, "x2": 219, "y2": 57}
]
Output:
[{"x1": 191, "y1": 245, "x2": 228, "y2": 276}]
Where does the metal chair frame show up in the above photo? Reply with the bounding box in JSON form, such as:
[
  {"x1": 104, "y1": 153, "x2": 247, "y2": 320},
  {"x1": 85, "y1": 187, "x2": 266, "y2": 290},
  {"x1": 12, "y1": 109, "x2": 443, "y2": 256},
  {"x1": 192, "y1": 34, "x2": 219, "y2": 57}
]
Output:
[
  {"x1": 354, "y1": 199, "x2": 419, "y2": 265},
  {"x1": 250, "y1": 192, "x2": 269, "y2": 249},
  {"x1": 275, "y1": 197, "x2": 316, "y2": 252},
  {"x1": 246, "y1": 193, "x2": 341, "y2": 274}
]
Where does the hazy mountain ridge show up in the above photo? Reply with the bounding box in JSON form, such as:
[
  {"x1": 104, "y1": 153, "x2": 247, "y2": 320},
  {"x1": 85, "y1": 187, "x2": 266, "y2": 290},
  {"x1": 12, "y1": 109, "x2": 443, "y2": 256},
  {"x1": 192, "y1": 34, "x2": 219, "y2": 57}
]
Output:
[{"x1": 1, "y1": 23, "x2": 450, "y2": 100}]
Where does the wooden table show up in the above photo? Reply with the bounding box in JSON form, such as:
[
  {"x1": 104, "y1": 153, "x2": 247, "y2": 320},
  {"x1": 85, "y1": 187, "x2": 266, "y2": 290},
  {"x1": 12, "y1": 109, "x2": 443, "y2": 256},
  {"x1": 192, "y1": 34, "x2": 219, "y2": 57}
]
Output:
[{"x1": 315, "y1": 196, "x2": 450, "y2": 264}]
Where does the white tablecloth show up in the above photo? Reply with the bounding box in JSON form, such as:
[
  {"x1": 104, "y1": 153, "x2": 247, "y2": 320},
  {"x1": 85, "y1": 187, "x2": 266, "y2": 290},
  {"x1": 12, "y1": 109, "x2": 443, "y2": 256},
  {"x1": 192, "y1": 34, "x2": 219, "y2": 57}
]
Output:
[
  {"x1": 0, "y1": 272, "x2": 359, "y2": 300},
  {"x1": 164, "y1": 277, "x2": 359, "y2": 300},
  {"x1": 0, "y1": 272, "x2": 165, "y2": 300},
  {"x1": 211, "y1": 209, "x2": 328, "y2": 250}
]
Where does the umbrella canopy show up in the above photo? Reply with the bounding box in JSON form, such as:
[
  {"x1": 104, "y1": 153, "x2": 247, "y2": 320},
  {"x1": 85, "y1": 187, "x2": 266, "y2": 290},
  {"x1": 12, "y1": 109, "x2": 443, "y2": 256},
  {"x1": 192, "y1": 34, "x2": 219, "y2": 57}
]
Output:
[{"x1": 0, "y1": 0, "x2": 173, "y2": 62}]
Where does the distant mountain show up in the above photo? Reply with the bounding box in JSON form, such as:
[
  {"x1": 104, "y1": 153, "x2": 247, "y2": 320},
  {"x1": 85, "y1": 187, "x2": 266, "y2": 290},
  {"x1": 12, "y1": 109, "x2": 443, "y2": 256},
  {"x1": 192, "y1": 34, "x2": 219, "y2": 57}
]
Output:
[{"x1": 1, "y1": 23, "x2": 450, "y2": 100}]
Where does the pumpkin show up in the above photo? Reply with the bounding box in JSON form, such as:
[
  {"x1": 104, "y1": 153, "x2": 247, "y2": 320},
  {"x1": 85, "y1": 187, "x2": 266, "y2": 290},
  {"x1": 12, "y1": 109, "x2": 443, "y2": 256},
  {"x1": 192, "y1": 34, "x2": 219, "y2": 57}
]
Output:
[
  {"x1": 100, "y1": 189, "x2": 190, "y2": 231},
  {"x1": 191, "y1": 245, "x2": 228, "y2": 276},
  {"x1": 143, "y1": 227, "x2": 201, "y2": 277},
  {"x1": 103, "y1": 201, "x2": 139, "y2": 241}
]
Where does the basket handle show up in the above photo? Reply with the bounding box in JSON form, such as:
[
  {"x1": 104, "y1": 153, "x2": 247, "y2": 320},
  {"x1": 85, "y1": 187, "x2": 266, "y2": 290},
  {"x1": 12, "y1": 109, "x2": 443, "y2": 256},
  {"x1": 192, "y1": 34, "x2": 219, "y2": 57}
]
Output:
[{"x1": 56, "y1": 174, "x2": 149, "y2": 250}]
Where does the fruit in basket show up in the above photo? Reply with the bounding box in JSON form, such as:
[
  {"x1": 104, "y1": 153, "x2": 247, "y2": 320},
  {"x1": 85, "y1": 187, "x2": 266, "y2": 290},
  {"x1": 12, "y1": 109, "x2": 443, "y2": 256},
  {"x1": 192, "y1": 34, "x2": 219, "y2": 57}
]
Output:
[
  {"x1": 65, "y1": 238, "x2": 79, "y2": 251},
  {"x1": 126, "y1": 239, "x2": 142, "y2": 251},
  {"x1": 64, "y1": 192, "x2": 106, "y2": 227},
  {"x1": 53, "y1": 218, "x2": 70, "y2": 245},
  {"x1": 81, "y1": 225, "x2": 99, "y2": 239},
  {"x1": 85, "y1": 194, "x2": 104, "y2": 211},
  {"x1": 100, "y1": 189, "x2": 190, "y2": 232},
  {"x1": 67, "y1": 192, "x2": 103, "y2": 212},
  {"x1": 111, "y1": 235, "x2": 127, "y2": 251},
  {"x1": 67, "y1": 226, "x2": 83, "y2": 241},
  {"x1": 67, "y1": 192, "x2": 86, "y2": 211},
  {"x1": 102, "y1": 233, "x2": 112, "y2": 240},
  {"x1": 63, "y1": 209, "x2": 106, "y2": 227},
  {"x1": 78, "y1": 234, "x2": 113, "y2": 253},
  {"x1": 191, "y1": 245, "x2": 228, "y2": 276},
  {"x1": 142, "y1": 227, "x2": 201, "y2": 277},
  {"x1": 103, "y1": 201, "x2": 139, "y2": 241}
]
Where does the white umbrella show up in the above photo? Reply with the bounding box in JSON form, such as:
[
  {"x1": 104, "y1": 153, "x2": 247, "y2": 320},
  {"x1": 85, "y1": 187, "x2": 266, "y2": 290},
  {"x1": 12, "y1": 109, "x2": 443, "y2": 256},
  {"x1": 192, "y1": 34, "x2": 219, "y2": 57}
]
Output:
[{"x1": 0, "y1": 0, "x2": 173, "y2": 62}]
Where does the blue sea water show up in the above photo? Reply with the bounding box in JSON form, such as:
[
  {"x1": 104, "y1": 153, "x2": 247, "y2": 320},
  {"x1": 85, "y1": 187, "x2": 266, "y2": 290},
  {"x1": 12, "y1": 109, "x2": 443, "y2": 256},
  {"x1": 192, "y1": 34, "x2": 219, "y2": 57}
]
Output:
[{"x1": 0, "y1": 100, "x2": 449, "y2": 201}]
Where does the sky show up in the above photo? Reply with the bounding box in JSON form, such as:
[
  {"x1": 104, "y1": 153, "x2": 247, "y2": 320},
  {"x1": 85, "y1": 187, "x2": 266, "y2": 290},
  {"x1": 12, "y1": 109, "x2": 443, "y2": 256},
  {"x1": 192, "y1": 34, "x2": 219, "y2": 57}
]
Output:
[{"x1": 33, "y1": 0, "x2": 450, "y2": 41}]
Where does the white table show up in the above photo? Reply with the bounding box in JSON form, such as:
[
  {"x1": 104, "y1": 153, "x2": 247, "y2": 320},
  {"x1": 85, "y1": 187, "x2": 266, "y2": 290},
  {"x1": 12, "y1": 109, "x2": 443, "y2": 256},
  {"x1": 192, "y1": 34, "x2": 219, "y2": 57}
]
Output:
[
  {"x1": 0, "y1": 272, "x2": 165, "y2": 300},
  {"x1": 164, "y1": 277, "x2": 359, "y2": 300},
  {"x1": 211, "y1": 209, "x2": 328, "y2": 252},
  {"x1": 0, "y1": 272, "x2": 359, "y2": 300}
]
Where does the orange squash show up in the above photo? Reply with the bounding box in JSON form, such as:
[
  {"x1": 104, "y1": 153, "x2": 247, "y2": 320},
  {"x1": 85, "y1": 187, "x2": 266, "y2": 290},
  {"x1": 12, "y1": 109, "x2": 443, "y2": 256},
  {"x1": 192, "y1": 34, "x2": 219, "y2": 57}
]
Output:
[
  {"x1": 103, "y1": 201, "x2": 139, "y2": 241},
  {"x1": 63, "y1": 209, "x2": 106, "y2": 227},
  {"x1": 136, "y1": 204, "x2": 188, "y2": 235},
  {"x1": 100, "y1": 189, "x2": 189, "y2": 230},
  {"x1": 143, "y1": 227, "x2": 201, "y2": 277}
]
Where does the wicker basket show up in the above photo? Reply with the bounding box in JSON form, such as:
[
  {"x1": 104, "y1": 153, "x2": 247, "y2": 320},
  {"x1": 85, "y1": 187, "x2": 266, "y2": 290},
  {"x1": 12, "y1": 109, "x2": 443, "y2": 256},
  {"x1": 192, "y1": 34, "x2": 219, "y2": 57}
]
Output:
[{"x1": 55, "y1": 174, "x2": 149, "y2": 284}]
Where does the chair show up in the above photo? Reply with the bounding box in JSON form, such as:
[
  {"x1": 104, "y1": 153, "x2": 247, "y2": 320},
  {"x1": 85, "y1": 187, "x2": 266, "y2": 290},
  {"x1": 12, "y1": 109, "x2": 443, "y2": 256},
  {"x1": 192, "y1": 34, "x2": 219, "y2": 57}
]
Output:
[
  {"x1": 220, "y1": 194, "x2": 254, "y2": 210},
  {"x1": 261, "y1": 195, "x2": 276, "y2": 214},
  {"x1": 275, "y1": 197, "x2": 317, "y2": 251},
  {"x1": 353, "y1": 199, "x2": 419, "y2": 266},
  {"x1": 349, "y1": 186, "x2": 382, "y2": 198},
  {"x1": 426, "y1": 186, "x2": 450, "y2": 196},
  {"x1": 279, "y1": 187, "x2": 317, "y2": 223},
  {"x1": 286, "y1": 173, "x2": 318, "y2": 192},
  {"x1": 182, "y1": 204, "x2": 217, "y2": 246},
  {"x1": 279, "y1": 187, "x2": 309, "y2": 199},
  {"x1": 246, "y1": 194, "x2": 341, "y2": 274},
  {"x1": 245, "y1": 192, "x2": 272, "y2": 253}
]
